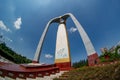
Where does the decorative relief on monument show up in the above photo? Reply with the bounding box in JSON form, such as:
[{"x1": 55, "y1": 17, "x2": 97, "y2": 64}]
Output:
[{"x1": 56, "y1": 48, "x2": 68, "y2": 59}]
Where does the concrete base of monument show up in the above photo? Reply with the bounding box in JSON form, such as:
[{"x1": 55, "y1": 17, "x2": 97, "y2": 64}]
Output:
[
  {"x1": 32, "y1": 60, "x2": 39, "y2": 63},
  {"x1": 55, "y1": 62, "x2": 71, "y2": 71},
  {"x1": 88, "y1": 53, "x2": 100, "y2": 66},
  {"x1": 0, "y1": 62, "x2": 60, "y2": 79}
]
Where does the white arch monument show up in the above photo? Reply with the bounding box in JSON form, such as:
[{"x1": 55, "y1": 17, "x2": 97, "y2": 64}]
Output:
[{"x1": 33, "y1": 13, "x2": 99, "y2": 68}]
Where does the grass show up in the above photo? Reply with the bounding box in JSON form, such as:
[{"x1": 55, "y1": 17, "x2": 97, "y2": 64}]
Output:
[{"x1": 54, "y1": 62, "x2": 120, "y2": 80}]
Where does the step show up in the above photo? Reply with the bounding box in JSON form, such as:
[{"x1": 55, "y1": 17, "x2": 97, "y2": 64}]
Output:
[
  {"x1": 0, "y1": 76, "x2": 5, "y2": 80},
  {"x1": 0, "y1": 71, "x2": 68, "y2": 80}
]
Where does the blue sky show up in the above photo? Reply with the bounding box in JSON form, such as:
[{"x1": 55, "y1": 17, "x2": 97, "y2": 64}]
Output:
[{"x1": 0, "y1": 0, "x2": 120, "y2": 64}]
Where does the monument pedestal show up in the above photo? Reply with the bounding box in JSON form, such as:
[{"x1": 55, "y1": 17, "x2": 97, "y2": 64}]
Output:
[
  {"x1": 55, "y1": 62, "x2": 71, "y2": 71},
  {"x1": 32, "y1": 60, "x2": 39, "y2": 63},
  {"x1": 88, "y1": 53, "x2": 99, "y2": 66}
]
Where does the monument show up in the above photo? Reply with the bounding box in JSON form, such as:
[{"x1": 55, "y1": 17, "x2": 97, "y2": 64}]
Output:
[{"x1": 33, "y1": 13, "x2": 99, "y2": 67}]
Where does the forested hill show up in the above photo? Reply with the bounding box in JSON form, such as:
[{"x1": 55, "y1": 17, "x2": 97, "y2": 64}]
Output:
[{"x1": 0, "y1": 43, "x2": 32, "y2": 64}]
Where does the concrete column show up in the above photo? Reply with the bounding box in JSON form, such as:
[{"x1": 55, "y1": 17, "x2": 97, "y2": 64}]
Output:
[{"x1": 55, "y1": 23, "x2": 71, "y2": 70}]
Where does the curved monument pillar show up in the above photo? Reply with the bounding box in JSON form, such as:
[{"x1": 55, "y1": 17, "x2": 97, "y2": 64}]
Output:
[
  {"x1": 33, "y1": 17, "x2": 60, "y2": 63},
  {"x1": 66, "y1": 13, "x2": 99, "y2": 66},
  {"x1": 55, "y1": 21, "x2": 71, "y2": 70}
]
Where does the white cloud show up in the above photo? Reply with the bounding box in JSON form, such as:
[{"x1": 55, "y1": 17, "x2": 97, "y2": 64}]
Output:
[
  {"x1": 20, "y1": 38, "x2": 23, "y2": 41},
  {"x1": 14, "y1": 17, "x2": 22, "y2": 29},
  {"x1": 5, "y1": 37, "x2": 13, "y2": 42},
  {"x1": 8, "y1": 38, "x2": 13, "y2": 42},
  {"x1": 0, "y1": 20, "x2": 11, "y2": 32},
  {"x1": 69, "y1": 27, "x2": 77, "y2": 33},
  {"x1": 45, "y1": 54, "x2": 53, "y2": 59}
]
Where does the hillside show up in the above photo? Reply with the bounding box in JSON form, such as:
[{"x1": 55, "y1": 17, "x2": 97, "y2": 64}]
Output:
[
  {"x1": 54, "y1": 44, "x2": 120, "y2": 80},
  {"x1": 0, "y1": 43, "x2": 32, "y2": 64},
  {"x1": 54, "y1": 61, "x2": 120, "y2": 80}
]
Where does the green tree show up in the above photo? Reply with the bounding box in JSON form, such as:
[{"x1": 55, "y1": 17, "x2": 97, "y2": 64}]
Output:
[
  {"x1": 99, "y1": 46, "x2": 120, "y2": 62},
  {"x1": 0, "y1": 36, "x2": 32, "y2": 64},
  {"x1": 73, "y1": 59, "x2": 88, "y2": 68}
]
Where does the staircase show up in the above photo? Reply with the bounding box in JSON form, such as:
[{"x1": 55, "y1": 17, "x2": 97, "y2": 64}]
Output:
[
  {"x1": 54, "y1": 71, "x2": 69, "y2": 80},
  {"x1": 0, "y1": 62, "x2": 65, "y2": 80}
]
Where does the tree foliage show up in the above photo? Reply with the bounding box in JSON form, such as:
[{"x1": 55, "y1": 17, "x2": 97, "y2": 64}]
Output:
[
  {"x1": 99, "y1": 45, "x2": 120, "y2": 62},
  {"x1": 0, "y1": 34, "x2": 3, "y2": 44},
  {"x1": 72, "y1": 59, "x2": 88, "y2": 68},
  {"x1": 0, "y1": 38, "x2": 32, "y2": 64}
]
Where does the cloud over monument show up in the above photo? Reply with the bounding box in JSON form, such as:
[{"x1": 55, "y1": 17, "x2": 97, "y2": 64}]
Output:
[
  {"x1": 5, "y1": 37, "x2": 13, "y2": 42},
  {"x1": 14, "y1": 17, "x2": 22, "y2": 30},
  {"x1": 0, "y1": 20, "x2": 11, "y2": 32},
  {"x1": 45, "y1": 54, "x2": 53, "y2": 59},
  {"x1": 68, "y1": 27, "x2": 77, "y2": 33}
]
